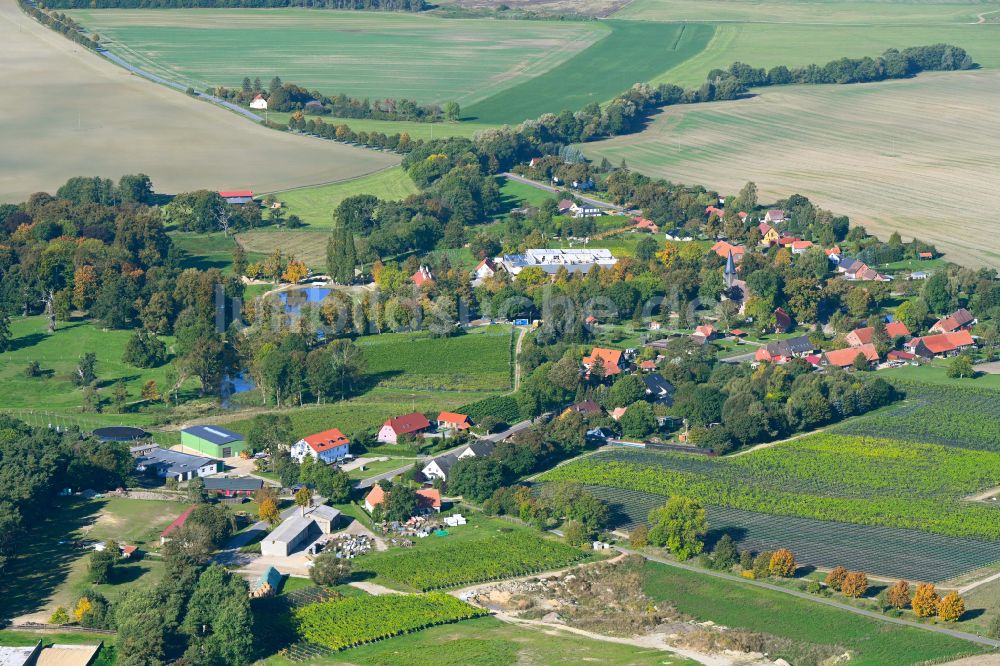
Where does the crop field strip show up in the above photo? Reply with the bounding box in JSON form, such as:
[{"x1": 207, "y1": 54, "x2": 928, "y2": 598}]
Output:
[
  {"x1": 65, "y1": 9, "x2": 606, "y2": 106},
  {"x1": 574, "y1": 485, "x2": 1000, "y2": 582},
  {"x1": 0, "y1": 1, "x2": 399, "y2": 202},
  {"x1": 537, "y1": 435, "x2": 1000, "y2": 540},
  {"x1": 463, "y1": 20, "x2": 714, "y2": 124},
  {"x1": 585, "y1": 69, "x2": 1000, "y2": 267},
  {"x1": 830, "y1": 382, "x2": 1000, "y2": 452}
]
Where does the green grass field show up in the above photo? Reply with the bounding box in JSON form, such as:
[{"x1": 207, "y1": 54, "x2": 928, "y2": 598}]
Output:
[
  {"x1": 0, "y1": 497, "x2": 183, "y2": 620},
  {"x1": 66, "y1": 9, "x2": 606, "y2": 106},
  {"x1": 263, "y1": 615, "x2": 698, "y2": 665},
  {"x1": 0, "y1": 316, "x2": 199, "y2": 425},
  {"x1": 640, "y1": 561, "x2": 986, "y2": 666},
  {"x1": 220, "y1": 386, "x2": 490, "y2": 441},
  {"x1": 357, "y1": 325, "x2": 513, "y2": 392},
  {"x1": 271, "y1": 167, "x2": 420, "y2": 229},
  {"x1": 464, "y1": 20, "x2": 714, "y2": 124}
]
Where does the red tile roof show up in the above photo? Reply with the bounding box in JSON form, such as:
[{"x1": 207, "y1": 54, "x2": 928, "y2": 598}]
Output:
[
  {"x1": 417, "y1": 488, "x2": 441, "y2": 509},
  {"x1": 846, "y1": 327, "x2": 875, "y2": 346},
  {"x1": 411, "y1": 266, "x2": 433, "y2": 286},
  {"x1": 161, "y1": 506, "x2": 195, "y2": 538},
  {"x1": 364, "y1": 485, "x2": 386, "y2": 508},
  {"x1": 885, "y1": 321, "x2": 910, "y2": 338},
  {"x1": 437, "y1": 412, "x2": 472, "y2": 429},
  {"x1": 693, "y1": 324, "x2": 715, "y2": 339},
  {"x1": 384, "y1": 412, "x2": 431, "y2": 436},
  {"x1": 302, "y1": 428, "x2": 349, "y2": 453},
  {"x1": 888, "y1": 350, "x2": 916, "y2": 361},
  {"x1": 910, "y1": 330, "x2": 974, "y2": 354},
  {"x1": 711, "y1": 241, "x2": 746, "y2": 259},
  {"x1": 219, "y1": 190, "x2": 253, "y2": 198},
  {"x1": 824, "y1": 344, "x2": 880, "y2": 367},
  {"x1": 583, "y1": 347, "x2": 624, "y2": 375}
]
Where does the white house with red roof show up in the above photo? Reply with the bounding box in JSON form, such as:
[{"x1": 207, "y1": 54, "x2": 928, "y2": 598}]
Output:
[
  {"x1": 291, "y1": 428, "x2": 350, "y2": 464},
  {"x1": 410, "y1": 265, "x2": 434, "y2": 287},
  {"x1": 364, "y1": 485, "x2": 441, "y2": 514},
  {"x1": 250, "y1": 94, "x2": 268, "y2": 110},
  {"x1": 764, "y1": 209, "x2": 785, "y2": 224},
  {"x1": 437, "y1": 412, "x2": 472, "y2": 431},
  {"x1": 474, "y1": 258, "x2": 497, "y2": 280},
  {"x1": 378, "y1": 412, "x2": 432, "y2": 444}
]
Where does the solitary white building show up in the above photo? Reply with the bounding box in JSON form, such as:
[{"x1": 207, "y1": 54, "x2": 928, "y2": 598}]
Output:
[{"x1": 497, "y1": 248, "x2": 617, "y2": 276}]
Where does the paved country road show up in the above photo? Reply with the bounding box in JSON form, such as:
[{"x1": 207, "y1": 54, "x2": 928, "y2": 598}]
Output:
[
  {"x1": 98, "y1": 49, "x2": 264, "y2": 122},
  {"x1": 353, "y1": 417, "x2": 540, "y2": 489},
  {"x1": 501, "y1": 172, "x2": 634, "y2": 213}
]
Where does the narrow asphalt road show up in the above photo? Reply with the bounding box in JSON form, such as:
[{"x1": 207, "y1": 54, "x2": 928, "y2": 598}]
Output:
[
  {"x1": 501, "y1": 172, "x2": 633, "y2": 213},
  {"x1": 353, "y1": 417, "x2": 539, "y2": 489},
  {"x1": 619, "y1": 546, "x2": 1000, "y2": 650}
]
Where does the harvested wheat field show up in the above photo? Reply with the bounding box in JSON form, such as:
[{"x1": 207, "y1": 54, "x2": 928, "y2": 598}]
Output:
[
  {"x1": 586, "y1": 71, "x2": 1000, "y2": 266},
  {"x1": 0, "y1": 0, "x2": 398, "y2": 201}
]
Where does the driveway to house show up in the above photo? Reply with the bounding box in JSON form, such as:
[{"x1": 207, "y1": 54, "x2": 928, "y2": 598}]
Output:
[
  {"x1": 353, "y1": 417, "x2": 541, "y2": 489},
  {"x1": 973, "y1": 361, "x2": 1000, "y2": 374}
]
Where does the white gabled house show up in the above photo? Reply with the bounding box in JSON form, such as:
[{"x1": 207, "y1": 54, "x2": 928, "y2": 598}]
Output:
[{"x1": 290, "y1": 428, "x2": 350, "y2": 464}]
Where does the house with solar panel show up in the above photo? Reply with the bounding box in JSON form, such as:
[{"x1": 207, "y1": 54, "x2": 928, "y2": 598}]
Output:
[{"x1": 180, "y1": 425, "x2": 247, "y2": 458}]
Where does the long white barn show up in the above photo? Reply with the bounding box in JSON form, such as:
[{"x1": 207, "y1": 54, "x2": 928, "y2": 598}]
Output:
[{"x1": 497, "y1": 248, "x2": 617, "y2": 276}]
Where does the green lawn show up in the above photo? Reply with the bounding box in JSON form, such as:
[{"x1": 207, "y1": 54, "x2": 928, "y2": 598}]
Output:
[
  {"x1": 641, "y1": 561, "x2": 986, "y2": 666},
  {"x1": 221, "y1": 386, "x2": 491, "y2": 441},
  {"x1": 171, "y1": 230, "x2": 262, "y2": 274},
  {"x1": 0, "y1": 316, "x2": 200, "y2": 425},
  {"x1": 270, "y1": 167, "x2": 419, "y2": 229},
  {"x1": 496, "y1": 176, "x2": 559, "y2": 214},
  {"x1": 356, "y1": 325, "x2": 513, "y2": 392},
  {"x1": 0, "y1": 498, "x2": 184, "y2": 620},
  {"x1": 883, "y1": 361, "x2": 1000, "y2": 389},
  {"x1": 66, "y1": 9, "x2": 606, "y2": 106},
  {"x1": 262, "y1": 615, "x2": 698, "y2": 665},
  {"x1": 465, "y1": 20, "x2": 715, "y2": 124},
  {"x1": 345, "y1": 457, "x2": 415, "y2": 481}
]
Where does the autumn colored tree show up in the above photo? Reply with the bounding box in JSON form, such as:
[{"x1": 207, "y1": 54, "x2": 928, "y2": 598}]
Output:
[
  {"x1": 295, "y1": 486, "x2": 313, "y2": 515},
  {"x1": 259, "y1": 497, "x2": 280, "y2": 526},
  {"x1": 841, "y1": 571, "x2": 868, "y2": 598},
  {"x1": 768, "y1": 548, "x2": 796, "y2": 577},
  {"x1": 825, "y1": 565, "x2": 847, "y2": 591},
  {"x1": 937, "y1": 591, "x2": 965, "y2": 622},
  {"x1": 282, "y1": 259, "x2": 309, "y2": 284},
  {"x1": 49, "y1": 607, "x2": 70, "y2": 625},
  {"x1": 140, "y1": 380, "x2": 161, "y2": 402},
  {"x1": 73, "y1": 597, "x2": 93, "y2": 622},
  {"x1": 886, "y1": 580, "x2": 911, "y2": 610},
  {"x1": 911, "y1": 583, "x2": 940, "y2": 617}
]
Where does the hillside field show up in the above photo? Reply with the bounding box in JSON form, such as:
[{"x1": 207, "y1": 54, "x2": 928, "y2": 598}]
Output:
[
  {"x1": 272, "y1": 167, "x2": 420, "y2": 229},
  {"x1": 585, "y1": 71, "x2": 1000, "y2": 266},
  {"x1": 65, "y1": 9, "x2": 606, "y2": 107},
  {"x1": 0, "y1": 0, "x2": 397, "y2": 202}
]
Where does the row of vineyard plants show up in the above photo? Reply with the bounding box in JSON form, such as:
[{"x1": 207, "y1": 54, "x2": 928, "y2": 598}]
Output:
[
  {"x1": 832, "y1": 382, "x2": 1000, "y2": 452},
  {"x1": 357, "y1": 532, "x2": 590, "y2": 591},
  {"x1": 537, "y1": 436, "x2": 1000, "y2": 540},
  {"x1": 293, "y1": 593, "x2": 486, "y2": 651}
]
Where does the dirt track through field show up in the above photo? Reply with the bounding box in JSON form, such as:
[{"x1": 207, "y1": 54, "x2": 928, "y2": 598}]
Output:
[{"x1": 0, "y1": 0, "x2": 398, "y2": 200}]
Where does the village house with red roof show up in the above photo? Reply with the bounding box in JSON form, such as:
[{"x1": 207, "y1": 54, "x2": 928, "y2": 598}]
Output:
[
  {"x1": 929, "y1": 308, "x2": 977, "y2": 334},
  {"x1": 290, "y1": 428, "x2": 350, "y2": 464},
  {"x1": 711, "y1": 241, "x2": 746, "y2": 261},
  {"x1": 823, "y1": 343, "x2": 881, "y2": 369},
  {"x1": 410, "y1": 265, "x2": 434, "y2": 287},
  {"x1": 582, "y1": 347, "x2": 627, "y2": 377},
  {"x1": 363, "y1": 485, "x2": 441, "y2": 514},
  {"x1": 904, "y1": 330, "x2": 975, "y2": 359},
  {"x1": 378, "y1": 412, "x2": 432, "y2": 444},
  {"x1": 437, "y1": 412, "x2": 473, "y2": 431}
]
